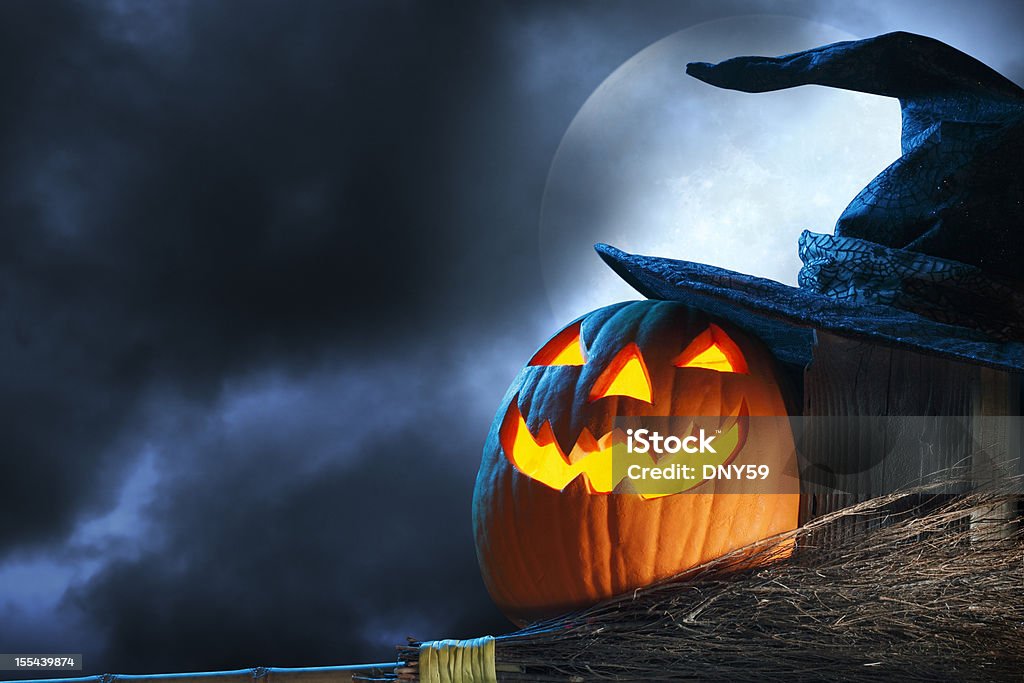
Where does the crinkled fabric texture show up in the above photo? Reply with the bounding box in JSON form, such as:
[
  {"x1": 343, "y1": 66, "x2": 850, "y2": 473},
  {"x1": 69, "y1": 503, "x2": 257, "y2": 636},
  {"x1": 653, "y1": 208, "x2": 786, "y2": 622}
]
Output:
[{"x1": 799, "y1": 232, "x2": 1024, "y2": 341}]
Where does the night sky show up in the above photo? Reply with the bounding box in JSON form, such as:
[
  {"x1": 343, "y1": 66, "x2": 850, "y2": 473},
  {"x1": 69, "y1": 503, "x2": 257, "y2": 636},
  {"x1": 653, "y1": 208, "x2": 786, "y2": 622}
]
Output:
[{"x1": 1, "y1": 0, "x2": 1022, "y2": 676}]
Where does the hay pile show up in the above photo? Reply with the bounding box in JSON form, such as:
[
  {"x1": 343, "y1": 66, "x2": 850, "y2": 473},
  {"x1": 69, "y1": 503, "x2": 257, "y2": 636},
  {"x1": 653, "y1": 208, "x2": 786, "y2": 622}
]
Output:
[{"x1": 385, "y1": 480, "x2": 1023, "y2": 682}]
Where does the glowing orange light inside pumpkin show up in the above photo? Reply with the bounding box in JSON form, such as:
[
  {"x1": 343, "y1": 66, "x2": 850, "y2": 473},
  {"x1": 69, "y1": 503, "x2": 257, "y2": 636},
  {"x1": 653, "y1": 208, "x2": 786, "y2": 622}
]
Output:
[
  {"x1": 529, "y1": 322, "x2": 585, "y2": 366},
  {"x1": 501, "y1": 405, "x2": 616, "y2": 493},
  {"x1": 673, "y1": 324, "x2": 749, "y2": 374},
  {"x1": 501, "y1": 401, "x2": 745, "y2": 497},
  {"x1": 589, "y1": 343, "x2": 652, "y2": 403}
]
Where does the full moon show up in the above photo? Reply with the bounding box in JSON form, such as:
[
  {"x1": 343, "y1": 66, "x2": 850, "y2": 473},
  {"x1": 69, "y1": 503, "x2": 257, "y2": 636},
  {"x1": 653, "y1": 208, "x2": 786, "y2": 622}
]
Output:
[{"x1": 539, "y1": 15, "x2": 902, "y2": 323}]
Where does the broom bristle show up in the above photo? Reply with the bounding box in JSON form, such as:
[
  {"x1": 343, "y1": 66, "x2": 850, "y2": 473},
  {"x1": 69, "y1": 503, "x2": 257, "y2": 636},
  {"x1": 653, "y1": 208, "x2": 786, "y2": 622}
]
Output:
[{"x1": 388, "y1": 479, "x2": 1024, "y2": 682}]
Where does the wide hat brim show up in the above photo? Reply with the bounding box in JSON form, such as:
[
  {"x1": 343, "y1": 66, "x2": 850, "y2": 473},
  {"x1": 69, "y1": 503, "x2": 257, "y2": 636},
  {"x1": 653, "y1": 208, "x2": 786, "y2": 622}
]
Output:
[{"x1": 596, "y1": 243, "x2": 1024, "y2": 372}]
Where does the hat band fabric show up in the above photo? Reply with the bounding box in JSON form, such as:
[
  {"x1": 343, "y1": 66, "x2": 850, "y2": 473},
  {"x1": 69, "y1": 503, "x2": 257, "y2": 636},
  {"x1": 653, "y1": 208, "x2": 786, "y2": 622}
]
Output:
[{"x1": 798, "y1": 231, "x2": 1024, "y2": 341}]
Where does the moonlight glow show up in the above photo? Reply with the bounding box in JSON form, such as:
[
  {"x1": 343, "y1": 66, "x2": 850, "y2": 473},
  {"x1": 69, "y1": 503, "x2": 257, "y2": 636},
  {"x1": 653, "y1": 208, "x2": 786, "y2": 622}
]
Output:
[{"x1": 539, "y1": 16, "x2": 902, "y2": 322}]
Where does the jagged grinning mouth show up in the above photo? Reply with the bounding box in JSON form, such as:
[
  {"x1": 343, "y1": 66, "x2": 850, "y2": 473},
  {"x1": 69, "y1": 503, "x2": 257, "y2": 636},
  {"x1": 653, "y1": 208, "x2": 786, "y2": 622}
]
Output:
[{"x1": 500, "y1": 398, "x2": 748, "y2": 498}]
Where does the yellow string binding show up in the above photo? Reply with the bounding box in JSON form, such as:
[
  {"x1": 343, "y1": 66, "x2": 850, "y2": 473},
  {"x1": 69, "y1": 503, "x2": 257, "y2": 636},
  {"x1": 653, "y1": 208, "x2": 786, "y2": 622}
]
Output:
[{"x1": 418, "y1": 636, "x2": 496, "y2": 683}]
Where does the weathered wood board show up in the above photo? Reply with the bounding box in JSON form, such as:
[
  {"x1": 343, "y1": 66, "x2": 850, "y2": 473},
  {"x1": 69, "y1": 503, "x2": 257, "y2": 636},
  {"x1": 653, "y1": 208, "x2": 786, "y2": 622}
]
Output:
[{"x1": 799, "y1": 332, "x2": 1021, "y2": 537}]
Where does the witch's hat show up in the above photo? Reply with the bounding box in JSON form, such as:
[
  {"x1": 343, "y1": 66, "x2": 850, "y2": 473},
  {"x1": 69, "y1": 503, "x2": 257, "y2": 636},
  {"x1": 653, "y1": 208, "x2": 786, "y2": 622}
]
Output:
[{"x1": 597, "y1": 32, "x2": 1024, "y2": 371}]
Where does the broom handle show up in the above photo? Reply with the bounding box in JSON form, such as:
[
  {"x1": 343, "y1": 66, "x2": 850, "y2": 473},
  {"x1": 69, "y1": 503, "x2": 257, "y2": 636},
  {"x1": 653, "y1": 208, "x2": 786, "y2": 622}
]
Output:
[{"x1": 0, "y1": 663, "x2": 398, "y2": 683}]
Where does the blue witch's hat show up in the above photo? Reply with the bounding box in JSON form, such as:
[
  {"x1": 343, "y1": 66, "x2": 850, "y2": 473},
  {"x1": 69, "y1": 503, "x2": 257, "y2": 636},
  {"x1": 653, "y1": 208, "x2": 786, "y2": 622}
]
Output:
[{"x1": 598, "y1": 32, "x2": 1024, "y2": 371}]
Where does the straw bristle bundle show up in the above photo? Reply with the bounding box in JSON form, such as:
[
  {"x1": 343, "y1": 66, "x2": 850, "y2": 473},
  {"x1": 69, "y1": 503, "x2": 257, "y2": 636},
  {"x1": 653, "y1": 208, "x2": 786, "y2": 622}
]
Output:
[{"x1": 387, "y1": 481, "x2": 1023, "y2": 682}]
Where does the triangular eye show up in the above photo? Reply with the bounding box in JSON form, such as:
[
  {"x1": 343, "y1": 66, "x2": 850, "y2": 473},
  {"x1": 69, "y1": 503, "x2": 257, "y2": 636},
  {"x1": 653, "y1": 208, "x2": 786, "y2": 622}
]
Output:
[
  {"x1": 673, "y1": 324, "x2": 749, "y2": 374},
  {"x1": 589, "y1": 343, "x2": 652, "y2": 403},
  {"x1": 529, "y1": 322, "x2": 586, "y2": 366}
]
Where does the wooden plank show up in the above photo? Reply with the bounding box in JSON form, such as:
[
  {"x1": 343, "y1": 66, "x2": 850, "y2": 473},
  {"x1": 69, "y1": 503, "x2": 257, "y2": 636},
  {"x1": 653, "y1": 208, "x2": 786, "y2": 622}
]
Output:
[
  {"x1": 799, "y1": 332, "x2": 979, "y2": 539},
  {"x1": 971, "y1": 367, "x2": 1022, "y2": 540}
]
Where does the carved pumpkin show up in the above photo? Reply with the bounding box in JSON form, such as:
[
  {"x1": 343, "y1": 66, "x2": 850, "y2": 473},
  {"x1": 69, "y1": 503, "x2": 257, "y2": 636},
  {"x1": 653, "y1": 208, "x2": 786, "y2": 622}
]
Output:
[{"x1": 472, "y1": 300, "x2": 799, "y2": 624}]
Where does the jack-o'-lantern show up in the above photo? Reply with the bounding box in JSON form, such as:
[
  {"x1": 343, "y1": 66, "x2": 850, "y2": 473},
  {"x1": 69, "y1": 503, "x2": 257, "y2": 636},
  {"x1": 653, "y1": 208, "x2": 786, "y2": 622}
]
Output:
[{"x1": 472, "y1": 300, "x2": 799, "y2": 624}]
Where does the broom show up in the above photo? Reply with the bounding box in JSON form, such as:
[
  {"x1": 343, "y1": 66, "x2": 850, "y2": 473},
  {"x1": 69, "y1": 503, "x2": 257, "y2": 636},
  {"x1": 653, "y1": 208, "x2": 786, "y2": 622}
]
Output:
[{"x1": 384, "y1": 478, "x2": 1023, "y2": 682}]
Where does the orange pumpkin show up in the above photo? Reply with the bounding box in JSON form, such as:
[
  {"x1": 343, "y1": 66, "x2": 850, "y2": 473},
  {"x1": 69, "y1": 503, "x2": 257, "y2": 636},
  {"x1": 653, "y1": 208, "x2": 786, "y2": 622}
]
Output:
[{"x1": 472, "y1": 300, "x2": 799, "y2": 624}]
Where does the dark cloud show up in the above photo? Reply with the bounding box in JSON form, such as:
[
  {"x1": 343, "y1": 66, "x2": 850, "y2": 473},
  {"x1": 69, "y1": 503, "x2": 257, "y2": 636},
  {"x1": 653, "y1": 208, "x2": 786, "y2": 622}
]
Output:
[
  {"x1": 64, "y1": 364, "x2": 511, "y2": 668},
  {"x1": 1, "y1": 0, "x2": 541, "y2": 670},
  {"x1": 0, "y1": 0, "x2": 538, "y2": 550},
  {"x1": 1, "y1": 0, "x2": 1022, "y2": 676}
]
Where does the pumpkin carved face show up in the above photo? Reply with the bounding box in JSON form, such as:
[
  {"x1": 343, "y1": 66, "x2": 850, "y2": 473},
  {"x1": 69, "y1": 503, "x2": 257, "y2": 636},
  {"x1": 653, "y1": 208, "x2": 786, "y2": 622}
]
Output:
[
  {"x1": 503, "y1": 312, "x2": 751, "y2": 496},
  {"x1": 472, "y1": 300, "x2": 799, "y2": 625}
]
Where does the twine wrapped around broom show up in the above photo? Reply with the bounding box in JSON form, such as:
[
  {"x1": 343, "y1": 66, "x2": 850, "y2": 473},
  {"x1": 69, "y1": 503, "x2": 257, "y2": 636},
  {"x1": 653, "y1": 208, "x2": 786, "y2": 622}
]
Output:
[{"x1": 383, "y1": 478, "x2": 1023, "y2": 682}]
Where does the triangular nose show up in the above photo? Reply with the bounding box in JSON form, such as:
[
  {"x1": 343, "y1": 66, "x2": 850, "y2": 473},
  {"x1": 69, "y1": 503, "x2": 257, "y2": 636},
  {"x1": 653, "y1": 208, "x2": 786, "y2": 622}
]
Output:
[{"x1": 589, "y1": 343, "x2": 652, "y2": 403}]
